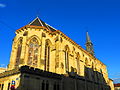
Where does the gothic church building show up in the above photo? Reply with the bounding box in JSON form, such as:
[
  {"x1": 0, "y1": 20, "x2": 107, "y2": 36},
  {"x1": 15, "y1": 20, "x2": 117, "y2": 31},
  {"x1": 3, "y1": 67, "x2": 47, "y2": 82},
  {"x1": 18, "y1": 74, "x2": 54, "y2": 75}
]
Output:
[{"x1": 0, "y1": 17, "x2": 114, "y2": 90}]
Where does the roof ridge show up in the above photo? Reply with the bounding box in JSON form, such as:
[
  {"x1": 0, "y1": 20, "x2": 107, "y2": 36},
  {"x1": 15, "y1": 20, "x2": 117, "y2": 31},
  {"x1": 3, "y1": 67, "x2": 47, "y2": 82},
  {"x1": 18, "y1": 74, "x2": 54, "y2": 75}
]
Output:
[
  {"x1": 28, "y1": 17, "x2": 57, "y2": 32},
  {"x1": 45, "y1": 23, "x2": 57, "y2": 31},
  {"x1": 37, "y1": 17, "x2": 44, "y2": 26},
  {"x1": 28, "y1": 17, "x2": 38, "y2": 25}
]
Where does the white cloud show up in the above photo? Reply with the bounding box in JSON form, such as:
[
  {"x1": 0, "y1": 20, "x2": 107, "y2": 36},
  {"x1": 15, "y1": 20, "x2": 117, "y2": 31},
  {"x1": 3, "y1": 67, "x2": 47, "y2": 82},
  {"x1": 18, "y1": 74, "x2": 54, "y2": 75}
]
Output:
[{"x1": 0, "y1": 3, "x2": 6, "y2": 8}]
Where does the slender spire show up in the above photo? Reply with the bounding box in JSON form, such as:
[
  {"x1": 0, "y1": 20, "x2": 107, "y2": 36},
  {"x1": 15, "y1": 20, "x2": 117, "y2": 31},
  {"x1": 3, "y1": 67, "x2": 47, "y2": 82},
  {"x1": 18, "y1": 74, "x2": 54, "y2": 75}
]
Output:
[
  {"x1": 86, "y1": 32, "x2": 94, "y2": 56},
  {"x1": 86, "y1": 32, "x2": 91, "y2": 43}
]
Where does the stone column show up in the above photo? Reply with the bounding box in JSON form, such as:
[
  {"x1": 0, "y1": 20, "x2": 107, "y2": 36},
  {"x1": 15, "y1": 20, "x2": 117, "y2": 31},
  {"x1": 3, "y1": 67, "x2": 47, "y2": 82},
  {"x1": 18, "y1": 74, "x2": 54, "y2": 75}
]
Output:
[
  {"x1": 8, "y1": 38, "x2": 17, "y2": 70},
  {"x1": 79, "y1": 61, "x2": 85, "y2": 77},
  {"x1": 49, "y1": 41, "x2": 56, "y2": 72},
  {"x1": 40, "y1": 33, "x2": 46, "y2": 70},
  {"x1": 19, "y1": 36, "x2": 27, "y2": 66}
]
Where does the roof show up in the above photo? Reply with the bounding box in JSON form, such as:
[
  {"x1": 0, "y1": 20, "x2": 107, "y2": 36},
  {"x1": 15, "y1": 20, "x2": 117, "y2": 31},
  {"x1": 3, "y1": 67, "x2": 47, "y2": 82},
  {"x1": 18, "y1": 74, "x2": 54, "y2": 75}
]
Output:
[
  {"x1": 29, "y1": 17, "x2": 57, "y2": 32},
  {"x1": 114, "y1": 83, "x2": 120, "y2": 87}
]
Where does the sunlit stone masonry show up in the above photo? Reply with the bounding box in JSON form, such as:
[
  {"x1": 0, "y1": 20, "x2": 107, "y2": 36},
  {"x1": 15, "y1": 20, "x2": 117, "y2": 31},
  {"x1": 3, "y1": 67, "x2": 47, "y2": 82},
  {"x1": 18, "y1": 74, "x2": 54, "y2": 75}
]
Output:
[{"x1": 0, "y1": 17, "x2": 114, "y2": 90}]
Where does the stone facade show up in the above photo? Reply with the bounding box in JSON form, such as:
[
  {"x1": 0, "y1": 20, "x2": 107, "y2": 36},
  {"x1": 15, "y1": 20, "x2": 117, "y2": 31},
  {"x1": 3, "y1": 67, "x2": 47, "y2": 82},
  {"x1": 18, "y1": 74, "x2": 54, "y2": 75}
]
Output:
[{"x1": 0, "y1": 17, "x2": 114, "y2": 90}]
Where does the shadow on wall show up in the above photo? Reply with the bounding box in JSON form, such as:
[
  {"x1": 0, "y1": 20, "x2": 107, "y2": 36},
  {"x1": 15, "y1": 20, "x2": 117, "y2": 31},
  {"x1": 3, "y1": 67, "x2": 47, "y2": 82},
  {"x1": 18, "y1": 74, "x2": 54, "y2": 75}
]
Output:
[{"x1": 15, "y1": 66, "x2": 110, "y2": 90}]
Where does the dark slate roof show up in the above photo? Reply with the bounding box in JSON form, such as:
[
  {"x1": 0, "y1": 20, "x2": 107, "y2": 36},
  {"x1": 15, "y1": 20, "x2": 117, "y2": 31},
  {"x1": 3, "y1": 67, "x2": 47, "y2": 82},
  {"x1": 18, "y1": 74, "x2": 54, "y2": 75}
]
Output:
[{"x1": 29, "y1": 17, "x2": 57, "y2": 32}]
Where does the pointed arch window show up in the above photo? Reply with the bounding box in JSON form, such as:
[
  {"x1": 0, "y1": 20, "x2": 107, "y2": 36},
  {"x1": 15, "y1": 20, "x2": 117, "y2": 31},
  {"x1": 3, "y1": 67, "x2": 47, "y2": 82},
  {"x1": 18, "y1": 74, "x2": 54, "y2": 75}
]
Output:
[
  {"x1": 15, "y1": 38, "x2": 22, "y2": 67},
  {"x1": 27, "y1": 37, "x2": 39, "y2": 67},
  {"x1": 65, "y1": 46, "x2": 69, "y2": 72},
  {"x1": 45, "y1": 41, "x2": 50, "y2": 71}
]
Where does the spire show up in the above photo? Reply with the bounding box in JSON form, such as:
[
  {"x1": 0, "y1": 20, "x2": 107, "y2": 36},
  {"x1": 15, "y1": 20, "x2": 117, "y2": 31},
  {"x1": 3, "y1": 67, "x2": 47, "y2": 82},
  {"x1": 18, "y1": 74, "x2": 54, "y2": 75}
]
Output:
[
  {"x1": 86, "y1": 32, "x2": 91, "y2": 43},
  {"x1": 86, "y1": 32, "x2": 94, "y2": 56}
]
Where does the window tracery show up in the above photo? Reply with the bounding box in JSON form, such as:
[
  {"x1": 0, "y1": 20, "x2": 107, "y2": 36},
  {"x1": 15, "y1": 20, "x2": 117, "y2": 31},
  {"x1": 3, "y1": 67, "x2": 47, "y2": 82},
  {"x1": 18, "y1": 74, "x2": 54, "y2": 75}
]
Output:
[{"x1": 27, "y1": 37, "x2": 39, "y2": 67}]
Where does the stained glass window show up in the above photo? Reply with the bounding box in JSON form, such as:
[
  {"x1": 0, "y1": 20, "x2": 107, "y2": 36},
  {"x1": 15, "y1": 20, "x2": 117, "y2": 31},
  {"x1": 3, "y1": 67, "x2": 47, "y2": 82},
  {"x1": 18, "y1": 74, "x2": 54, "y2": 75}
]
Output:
[{"x1": 27, "y1": 37, "x2": 39, "y2": 67}]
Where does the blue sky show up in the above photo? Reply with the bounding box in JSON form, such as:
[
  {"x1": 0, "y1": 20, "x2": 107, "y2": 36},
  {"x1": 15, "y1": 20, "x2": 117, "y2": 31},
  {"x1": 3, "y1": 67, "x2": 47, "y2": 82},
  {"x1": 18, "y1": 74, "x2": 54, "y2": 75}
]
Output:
[{"x1": 0, "y1": 0, "x2": 120, "y2": 83}]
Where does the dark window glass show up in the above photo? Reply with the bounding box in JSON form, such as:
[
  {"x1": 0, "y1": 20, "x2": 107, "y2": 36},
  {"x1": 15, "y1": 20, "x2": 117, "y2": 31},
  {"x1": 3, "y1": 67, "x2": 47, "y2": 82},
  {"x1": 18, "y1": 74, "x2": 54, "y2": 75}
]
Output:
[
  {"x1": 0, "y1": 84, "x2": 1, "y2": 89},
  {"x1": 42, "y1": 81, "x2": 45, "y2": 90},
  {"x1": 1, "y1": 84, "x2": 4, "y2": 90},
  {"x1": 57, "y1": 84, "x2": 59, "y2": 90},
  {"x1": 54, "y1": 83, "x2": 56, "y2": 90},
  {"x1": 7, "y1": 83, "x2": 10, "y2": 90},
  {"x1": 46, "y1": 82, "x2": 49, "y2": 90}
]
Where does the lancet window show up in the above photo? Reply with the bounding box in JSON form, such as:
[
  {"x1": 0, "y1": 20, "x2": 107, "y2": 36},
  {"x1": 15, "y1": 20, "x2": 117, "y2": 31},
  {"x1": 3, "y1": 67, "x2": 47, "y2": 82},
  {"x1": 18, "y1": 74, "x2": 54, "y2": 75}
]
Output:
[
  {"x1": 65, "y1": 46, "x2": 69, "y2": 72},
  {"x1": 27, "y1": 37, "x2": 39, "y2": 67},
  {"x1": 44, "y1": 40, "x2": 51, "y2": 71},
  {"x1": 15, "y1": 38, "x2": 22, "y2": 66}
]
